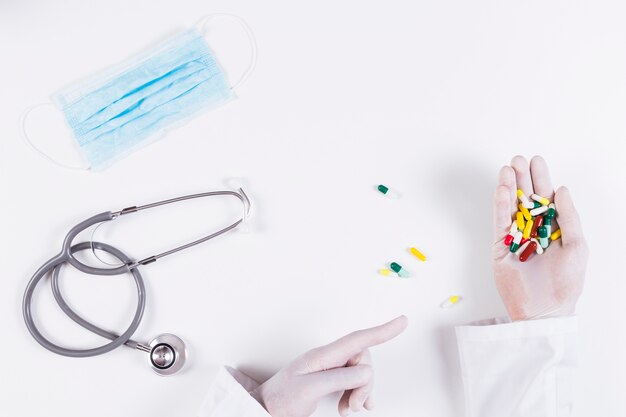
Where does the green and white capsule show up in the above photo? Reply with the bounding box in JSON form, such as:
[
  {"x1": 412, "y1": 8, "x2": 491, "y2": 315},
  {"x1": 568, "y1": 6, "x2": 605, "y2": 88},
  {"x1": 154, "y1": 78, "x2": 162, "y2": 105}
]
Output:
[
  {"x1": 509, "y1": 231, "x2": 523, "y2": 252},
  {"x1": 390, "y1": 262, "x2": 410, "y2": 278},
  {"x1": 377, "y1": 184, "x2": 400, "y2": 199},
  {"x1": 545, "y1": 203, "x2": 556, "y2": 219},
  {"x1": 538, "y1": 226, "x2": 549, "y2": 249},
  {"x1": 544, "y1": 216, "x2": 553, "y2": 236}
]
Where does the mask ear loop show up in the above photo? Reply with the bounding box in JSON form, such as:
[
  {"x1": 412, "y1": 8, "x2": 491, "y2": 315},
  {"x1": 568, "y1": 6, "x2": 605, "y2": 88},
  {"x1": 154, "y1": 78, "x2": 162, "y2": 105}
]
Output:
[
  {"x1": 196, "y1": 13, "x2": 258, "y2": 91},
  {"x1": 19, "y1": 103, "x2": 87, "y2": 171}
]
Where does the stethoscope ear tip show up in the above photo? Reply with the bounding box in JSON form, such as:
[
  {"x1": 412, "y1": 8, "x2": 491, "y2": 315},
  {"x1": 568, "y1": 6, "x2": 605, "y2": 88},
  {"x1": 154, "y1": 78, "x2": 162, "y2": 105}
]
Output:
[{"x1": 148, "y1": 333, "x2": 186, "y2": 376}]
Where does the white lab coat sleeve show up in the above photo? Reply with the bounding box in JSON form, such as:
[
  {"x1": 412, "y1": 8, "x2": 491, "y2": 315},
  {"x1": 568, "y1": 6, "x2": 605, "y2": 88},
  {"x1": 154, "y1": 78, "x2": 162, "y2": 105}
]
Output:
[
  {"x1": 197, "y1": 366, "x2": 271, "y2": 417},
  {"x1": 455, "y1": 316, "x2": 579, "y2": 417}
]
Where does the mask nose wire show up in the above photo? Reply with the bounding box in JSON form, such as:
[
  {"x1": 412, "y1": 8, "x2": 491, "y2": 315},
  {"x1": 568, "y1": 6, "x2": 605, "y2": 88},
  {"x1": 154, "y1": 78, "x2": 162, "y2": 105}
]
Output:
[
  {"x1": 19, "y1": 102, "x2": 87, "y2": 170},
  {"x1": 197, "y1": 13, "x2": 258, "y2": 91}
]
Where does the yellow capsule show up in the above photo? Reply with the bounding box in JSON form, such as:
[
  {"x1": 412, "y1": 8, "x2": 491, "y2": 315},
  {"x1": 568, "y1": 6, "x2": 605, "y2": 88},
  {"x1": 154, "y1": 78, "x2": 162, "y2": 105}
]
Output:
[
  {"x1": 516, "y1": 212, "x2": 525, "y2": 231},
  {"x1": 409, "y1": 247, "x2": 427, "y2": 261},
  {"x1": 550, "y1": 229, "x2": 561, "y2": 241},
  {"x1": 523, "y1": 218, "x2": 534, "y2": 239},
  {"x1": 518, "y1": 203, "x2": 532, "y2": 221},
  {"x1": 378, "y1": 269, "x2": 396, "y2": 277},
  {"x1": 531, "y1": 193, "x2": 550, "y2": 206},
  {"x1": 440, "y1": 295, "x2": 462, "y2": 308}
]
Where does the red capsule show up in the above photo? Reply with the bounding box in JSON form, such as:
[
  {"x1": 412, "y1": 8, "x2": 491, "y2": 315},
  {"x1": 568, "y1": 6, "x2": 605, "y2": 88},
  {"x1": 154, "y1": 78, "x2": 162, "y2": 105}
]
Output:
[
  {"x1": 504, "y1": 234, "x2": 514, "y2": 245},
  {"x1": 519, "y1": 241, "x2": 537, "y2": 262},
  {"x1": 530, "y1": 215, "x2": 544, "y2": 238},
  {"x1": 520, "y1": 237, "x2": 529, "y2": 246}
]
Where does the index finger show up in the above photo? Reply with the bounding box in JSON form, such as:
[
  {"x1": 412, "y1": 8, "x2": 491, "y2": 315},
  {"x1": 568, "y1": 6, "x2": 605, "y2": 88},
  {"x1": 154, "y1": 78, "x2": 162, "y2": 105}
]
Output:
[{"x1": 298, "y1": 316, "x2": 408, "y2": 373}]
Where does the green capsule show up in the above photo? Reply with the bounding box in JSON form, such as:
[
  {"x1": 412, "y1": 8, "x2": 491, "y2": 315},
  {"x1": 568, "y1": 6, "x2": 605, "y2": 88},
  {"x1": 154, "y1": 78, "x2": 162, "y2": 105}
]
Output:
[
  {"x1": 510, "y1": 243, "x2": 519, "y2": 252},
  {"x1": 544, "y1": 217, "x2": 552, "y2": 226},
  {"x1": 377, "y1": 184, "x2": 389, "y2": 194},
  {"x1": 545, "y1": 208, "x2": 556, "y2": 219},
  {"x1": 533, "y1": 201, "x2": 542, "y2": 209}
]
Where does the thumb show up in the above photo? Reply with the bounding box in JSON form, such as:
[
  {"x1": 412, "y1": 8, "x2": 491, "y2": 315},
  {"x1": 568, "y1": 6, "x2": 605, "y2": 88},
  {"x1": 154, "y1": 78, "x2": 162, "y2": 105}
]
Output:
[
  {"x1": 493, "y1": 184, "x2": 513, "y2": 242},
  {"x1": 493, "y1": 166, "x2": 516, "y2": 242},
  {"x1": 554, "y1": 186, "x2": 585, "y2": 246},
  {"x1": 303, "y1": 364, "x2": 373, "y2": 399}
]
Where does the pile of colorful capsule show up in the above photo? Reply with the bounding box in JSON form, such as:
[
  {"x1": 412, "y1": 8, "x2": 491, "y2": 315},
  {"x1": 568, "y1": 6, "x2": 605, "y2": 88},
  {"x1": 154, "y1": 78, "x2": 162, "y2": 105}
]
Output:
[{"x1": 505, "y1": 189, "x2": 562, "y2": 262}]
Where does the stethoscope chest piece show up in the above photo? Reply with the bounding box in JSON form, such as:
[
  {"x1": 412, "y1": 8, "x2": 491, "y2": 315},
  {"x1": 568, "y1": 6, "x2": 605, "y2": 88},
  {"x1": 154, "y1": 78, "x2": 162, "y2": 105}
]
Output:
[{"x1": 148, "y1": 334, "x2": 186, "y2": 376}]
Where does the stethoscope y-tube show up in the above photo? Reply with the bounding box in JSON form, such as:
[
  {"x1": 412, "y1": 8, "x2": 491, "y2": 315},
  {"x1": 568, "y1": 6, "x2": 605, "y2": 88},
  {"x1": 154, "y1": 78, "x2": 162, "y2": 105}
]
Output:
[{"x1": 22, "y1": 188, "x2": 251, "y2": 376}]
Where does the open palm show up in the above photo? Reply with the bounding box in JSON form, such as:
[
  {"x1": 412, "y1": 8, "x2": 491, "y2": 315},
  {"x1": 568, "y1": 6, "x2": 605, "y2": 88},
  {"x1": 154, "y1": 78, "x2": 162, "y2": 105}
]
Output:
[{"x1": 492, "y1": 156, "x2": 588, "y2": 321}]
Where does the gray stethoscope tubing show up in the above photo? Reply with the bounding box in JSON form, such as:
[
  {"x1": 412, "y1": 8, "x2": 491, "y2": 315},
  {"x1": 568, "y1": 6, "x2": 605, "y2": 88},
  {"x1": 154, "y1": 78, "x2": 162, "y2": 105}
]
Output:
[
  {"x1": 22, "y1": 189, "x2": 251, "y2": 374},
  {"x1": 23, "y1": 241, "x2": 146, "y2": 357}
]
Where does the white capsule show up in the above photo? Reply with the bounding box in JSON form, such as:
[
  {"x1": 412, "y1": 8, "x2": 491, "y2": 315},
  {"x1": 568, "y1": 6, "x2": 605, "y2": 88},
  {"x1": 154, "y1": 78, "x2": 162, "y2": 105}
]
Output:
[
  {"x1": 515, "y1": 240, "x2": 531, "y2": 256},
  {"x1": 531, "y1": 238, "x2": 544, "y2": 254},
  {"x1": 530, "y1": 206, "x2": 548, "y2": 216},
  {"x1": 549, "y1": 203, "x2": 556, "y2": 210},
  {"x1": 512, "y1": 231, "x2": 523, "y2": 245},
  {"x1": 509, "y1": 220, "x2": 518, "y2": 234}
]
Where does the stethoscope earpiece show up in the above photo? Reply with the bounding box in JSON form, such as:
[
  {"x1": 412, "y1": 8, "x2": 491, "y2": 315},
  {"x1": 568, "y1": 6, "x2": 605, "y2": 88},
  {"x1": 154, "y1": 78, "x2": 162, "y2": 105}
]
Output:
[{"x1": 146, "y1": 334, "x2": 187, "y2": 376}]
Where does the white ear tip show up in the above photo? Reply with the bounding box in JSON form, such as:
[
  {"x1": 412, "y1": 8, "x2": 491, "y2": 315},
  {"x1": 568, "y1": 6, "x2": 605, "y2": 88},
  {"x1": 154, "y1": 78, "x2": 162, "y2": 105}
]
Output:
[{"x1": 225, "y1": 177, "x2": 248, "y2": 190}]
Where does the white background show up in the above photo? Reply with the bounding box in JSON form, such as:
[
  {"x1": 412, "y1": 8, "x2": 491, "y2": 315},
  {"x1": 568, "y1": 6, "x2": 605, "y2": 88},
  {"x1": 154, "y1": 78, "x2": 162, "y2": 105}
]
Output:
[{"x1": 1, "y1": 1, "x2": 624, "y2": 416}]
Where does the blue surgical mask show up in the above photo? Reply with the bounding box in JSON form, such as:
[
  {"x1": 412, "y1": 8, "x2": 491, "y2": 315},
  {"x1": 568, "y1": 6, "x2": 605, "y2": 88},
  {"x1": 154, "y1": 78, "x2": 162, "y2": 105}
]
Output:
[{"x1": 21, "y1": 15, "x2": 256, "y2": 171}]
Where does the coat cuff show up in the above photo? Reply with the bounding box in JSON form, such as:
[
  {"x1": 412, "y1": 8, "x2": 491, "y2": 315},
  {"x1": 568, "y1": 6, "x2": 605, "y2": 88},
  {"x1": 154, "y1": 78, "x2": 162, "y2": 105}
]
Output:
[{"x1": 198, "y1": 366, "x2": 270, "y2": 417}]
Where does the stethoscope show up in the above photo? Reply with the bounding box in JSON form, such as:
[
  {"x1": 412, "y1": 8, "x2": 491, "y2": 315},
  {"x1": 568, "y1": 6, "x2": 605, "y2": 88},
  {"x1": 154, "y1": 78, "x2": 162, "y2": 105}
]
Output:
[{"x1": 22, "y1": 189, "x2": 251, "y2": 376}]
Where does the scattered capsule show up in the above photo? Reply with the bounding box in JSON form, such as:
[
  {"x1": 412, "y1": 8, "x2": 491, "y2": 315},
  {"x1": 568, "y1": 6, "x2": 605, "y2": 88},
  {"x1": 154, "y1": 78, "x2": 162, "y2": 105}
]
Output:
[
  {"x1": 531, "y1": 238, "x2": 544, "y2": 254},
  {"x1": 377, "y1": 184, "x2": 400, "y2": 198},
  {"x1": 518, "y1": 204, "x2": 532, "y2": 221},
  {"x1": 516, "y1": 212, "x2": 526, "y2": 231},
  {"x1": 551, "y1": 228, "x2": 561, "y2": 241},
  {"x1": 515, "y1": 240, "x2": 531, "y2": 257},
  {"x1": 409, "y1": 247, "x2": 427, "y2": 261},
  {"x1": 530, "y1": 205, "x2": 548, "y2": 216},
  {"x1": 523, "y1": 218, "x2": 534, "y2": 239},
  {"x1": 544, "y1": 216, "x2": 552, "y2": 236},
  {"x1": 517, "y1": 189, "x2": 534, "y2": 209},
  {"x1": 510, "y1": 231, "x2": 523, "y2": 252},
  {"x1": 390, "y1": 262, "x2": 410, "y2": 278},
  {"x1": 531, "y1": 194, "x2": 550, "y2": 206},
  {"x1": 378, "y1": 269, "x2": 397, "y2": 277},
  {"x1": 530, "y1": 215, "x2": 544, "y2": 238},
  {"x1": 440, "y1": 295, "x2": 462, "y2": 309},
  {"x1": 519, "y1": 240, "x2": 537, "y2": 262},
  {"x1": 504, "y1": 220, "x2": 517, "y2": 246},
  {"x1": 538, "y1": 226, "x2": 549, "y2": 249}
]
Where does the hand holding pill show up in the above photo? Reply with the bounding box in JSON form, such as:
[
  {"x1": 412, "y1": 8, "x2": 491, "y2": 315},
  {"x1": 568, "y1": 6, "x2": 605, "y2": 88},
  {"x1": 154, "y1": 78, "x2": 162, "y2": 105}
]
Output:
[{"x1": 492, "y1": 156, "x2": 588, "y2": 321}]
